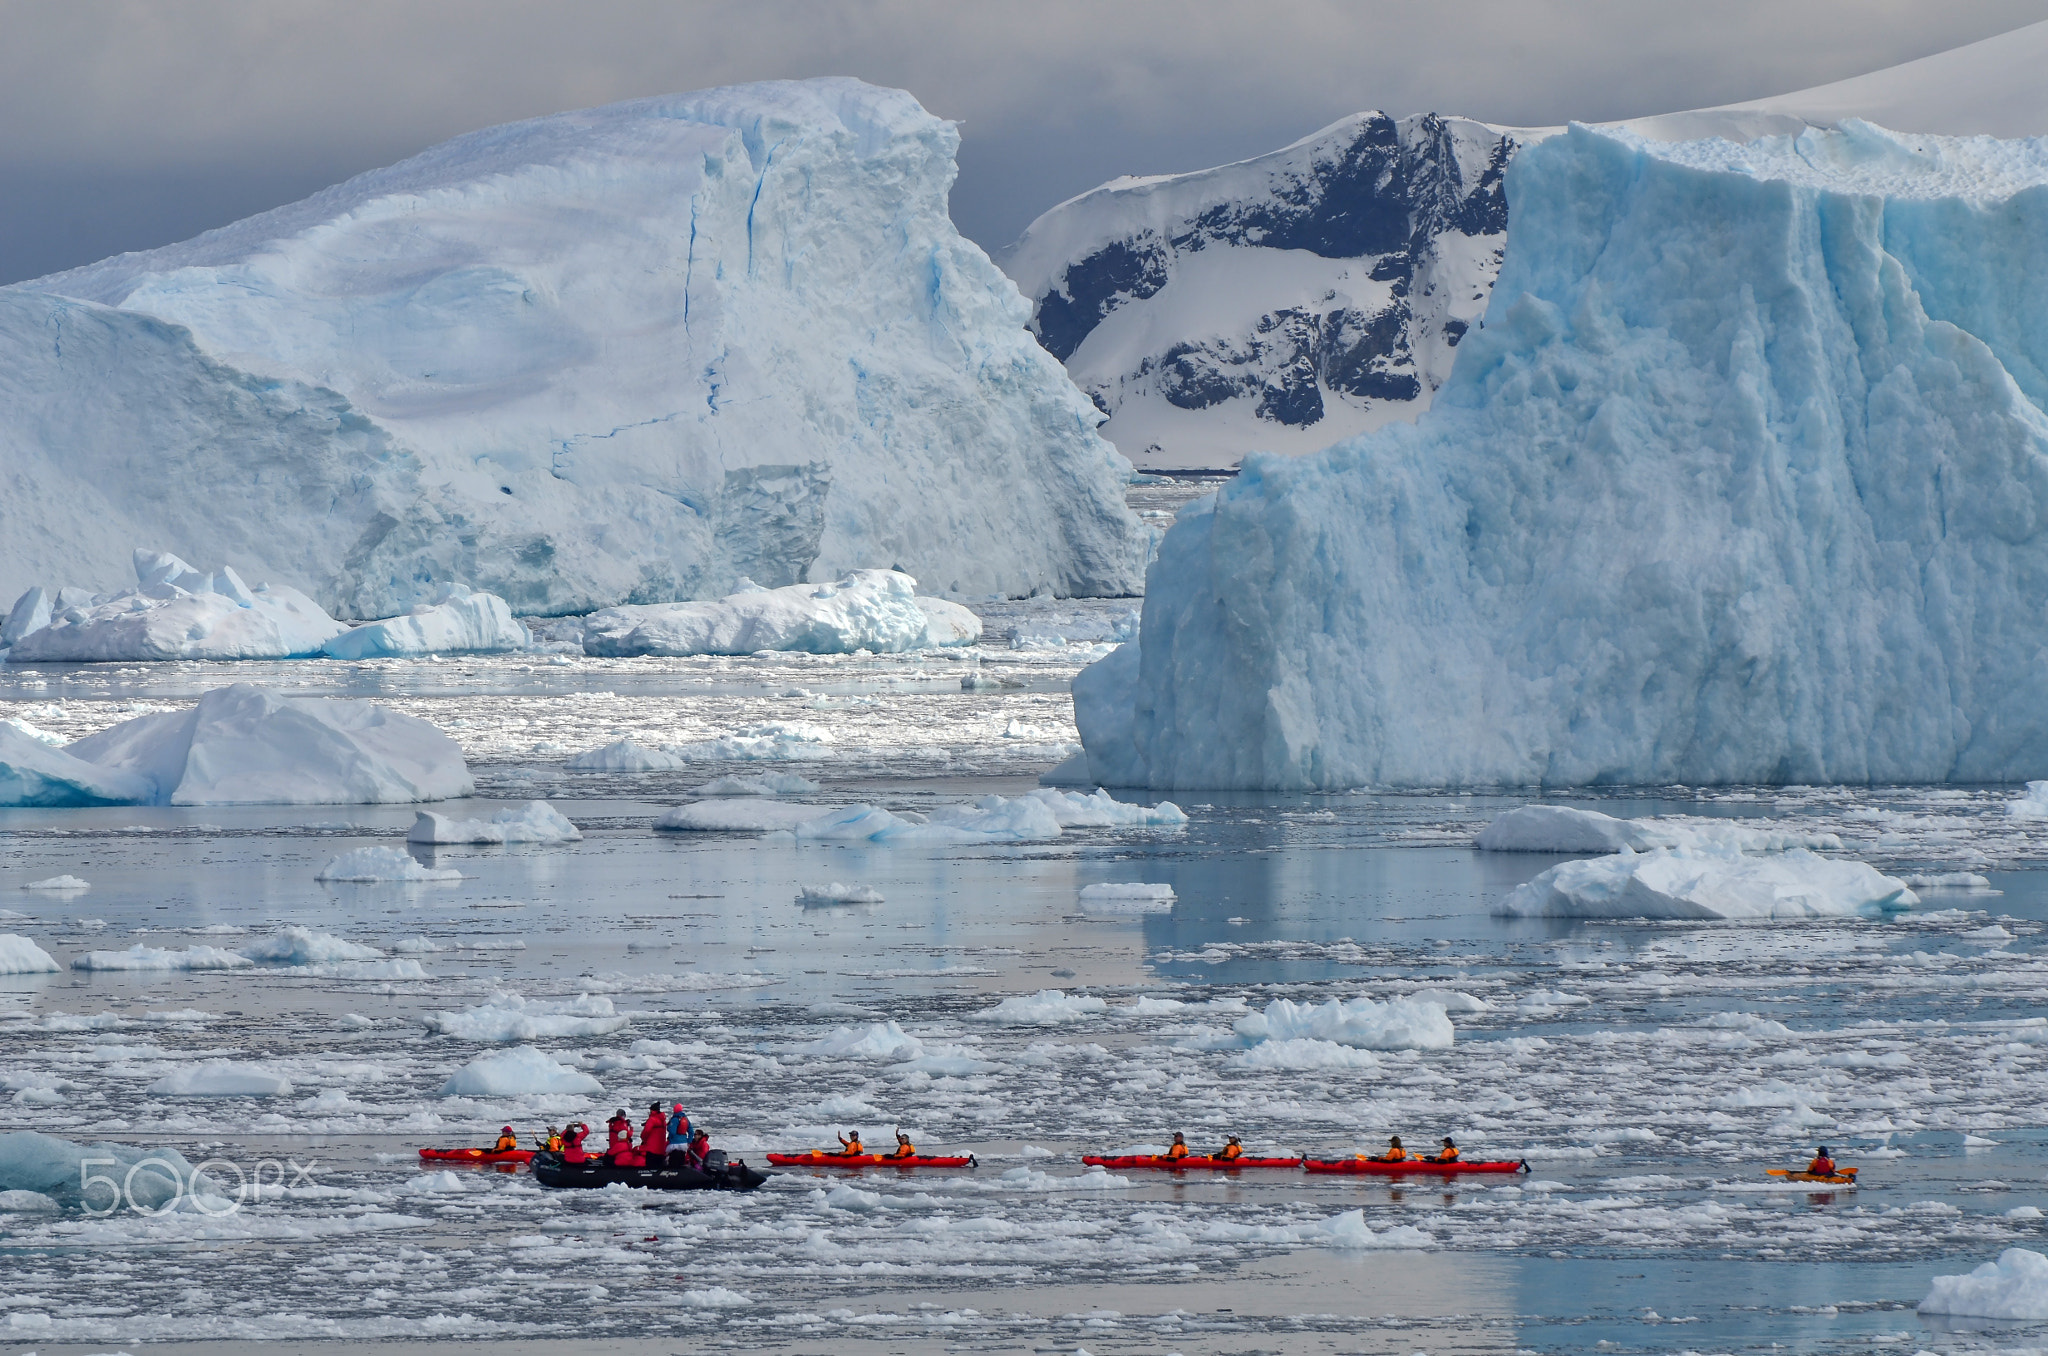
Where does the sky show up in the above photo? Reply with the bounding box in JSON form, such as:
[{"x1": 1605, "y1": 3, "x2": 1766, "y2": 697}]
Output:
[{"x1": 3, "y1": 0, "x2": 2047, "y2": 284}]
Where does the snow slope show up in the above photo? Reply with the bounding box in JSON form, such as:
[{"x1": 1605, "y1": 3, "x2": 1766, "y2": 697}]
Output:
[
  {"x1": 1001, "y1": 113, "x2": 1520, "y2": 471},
  {"x1": 1, "y1": 79, "x2": 1145, "y2": 614},
  {"x1": 1073, "y1": 118, "x2": 2048, "y2": 789}
]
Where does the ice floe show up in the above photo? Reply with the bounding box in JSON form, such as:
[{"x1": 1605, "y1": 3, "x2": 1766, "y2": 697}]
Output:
[
  {"x1": 316, "y1": 847, "x2": 464, "y2": 883},
  {"x1": 696, "y1": 771, "x2": 822, "y2": 796},
  {"x1": 421, "y1": 993, "x2": 628, "y2": 1041},
  {"x1": 0, "y1": 1131, "x2": 214, "y2": 1211},
  {"x1": 321, "y1": 583, "x2": 530, "y2": 659},
  {"x1": 1077, "y1": 883, "x2": 1176, "y2": 914},
  {"x1": 4, "y1": 550, "x2": 346, "y2": 661},
  {"x1": 408, "y1": 800, "x2": 581, "y2": 844},
  {"x1": 1026, "y1": 787, "x2": 1186, "y2": 828},
  {"x1": 439, "y1": 1044, "x2": 604, "y2": 1097},
  {"x1": 1476, "y1": 805, "x2": 1841, "y2": 853},
  {"x1": 21, "y1": 874, "x2": 89, "y2": 891},
  {"x1": 565, "y1": 738, "x2": 691, "y2": 771},
  {"x1": 71, "y1": 943, "x2": 253, "y2": 971},
  {"x1": 1920, "y1": 1247, "x2": 2048, "y2": 1320},
  {"x1": 1494, "y1": 846, "x2": 1918, "y2": 920},
  {"x1": 238, "y1": 927, "x2": 383, "y2": 965},
  {"x1": 797, "y1": 883, "x2": 884, "y2": 906},
  {"x1": 581, "y1": 571, "x2": 980, "y2": 657},
  {"x1": 1234, "y1": 995, "x2": 1455, "y2": 1050},
  {"x1": 656, "y1": 800, "x2": 835, "y2": 833},
  {"x1": 145, "y1": 1062, "x2": 294, "y2": 1097},
  {"x1": 968, "y1": 990, "x2": 1109, "y2": 1025},
  {"x1": 0, "y1": 935, "x2": 59, "y2": 974}
]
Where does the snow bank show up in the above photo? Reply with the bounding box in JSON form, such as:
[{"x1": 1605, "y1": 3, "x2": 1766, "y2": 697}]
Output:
[
  {"x1": 71, "y1": 944, "x2": 252, "y2": 971},
  {"x1": 422, "y1": 993, "x2": 628, "y2": 1041},
  {"x1": 565, "y1": 739, "x2": 690, "y2": 772},
  {"x1": 1026, "y1": 787, "x2": 1186, "y2": 828},
  {"x1": 797, "y1": 883, "x2": 884, "y2": 906},
  {"x1": 21, "y1": 875, "x2": 90, "y2": 891},
  {"x1": 1477, "y1": 805, "x2": 1840, "y2": 852},
  {"x1": 439, "y1": 1044, "x2": 603, "y2": 1097},
  {"x1": 0, "y1": 935, "x2": 59, "y2": 974},
  {"x1": 1496, "y1": 845, "x2": 1916, "y2": 919},
  {"x1": 1078, "y1": 882, "x2": 1176, "y2": 914},
  {"x1": 655, "y1": 800, "x2": 834, "y2": 833},
  {"x1": 316, "y1": 847, "x2": 463, "y2": 883},
  {"x1": 145, "y1": 1062, "x2": 294, "y2": 1097},
  {"x1": 0, "y1": 1131, "x2": 210, "y2": 1211},
  {"x1": 1234, "y1": 995, "x2": 1454, "y2": 1050},
  {"x1": 0, "y1": 723, "x2": 155, "y2": 808},
  {"x1": 238, "y1": 927, "x2": 382, "y2": 965},
  {"x1": 323, "y1": 583, "x2": 529, "y2": 659},
  {"x1": 5, "y1": 549, "x2": 346, "y2": 661},
  {"x1": 1920, "y1": 1247, "x2": 2048, "y2": 1320},
  {"x1": 0, "y1": 80, "x2": 1147, "y2": 615},
  {"x1": 968, "y1": 989, "x2": 1109, "y2": 1025},
  {"x1": 1074, "y1": 119, "x2": 2048, "y2": 789},
  {"x1": 408, "y1": 800, "x2": 581, "y2": 844},
  {"x1": 67, "y1": 682, "x2": 472, "y2": 805},
  {"x1": 696, "y1": 771, "x2": 822, "y2": 796},
  {"x1": 583, "y1": 570, "x2": 982, "y2": 657}
]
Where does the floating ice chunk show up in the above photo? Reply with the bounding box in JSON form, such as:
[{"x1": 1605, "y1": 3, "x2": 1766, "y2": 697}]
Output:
[
  {"x1": 0, "y1": 724, "x2": 154, "y2": 808},
  {"x1": 68, "y1": 682, "x2": 473, "y2": 805},
  {"x1": 1203, "y1": 1208, "x2": 1433, "y2": 1250},
  {"x1": 439, "y1": 1044, "x2": 603, "y2": 1096},
  {"x1": 1077, "y1": 882, "x2": 1175, "y2": 914},
  {"x1": 2008, "y1": 782, "x2": 2048, "y2": 818},
  {"x1": 401, "y1": 1169, "x2": 470, "y2": 1194},
  {"x1": 583, "y1": 570, "x2": 979, "y2": 657},
  {"x1": 968, "y1": 989, "x2": 1108, "y2": 1025},
  {"x1": 1226, "y1": 1038, "x2": 1381, "y2": 1071},
  {"x1": 1906, "y1": 872, "x2": 1998, "y2": 893},
  {"x1": 146, "y1": 1061, "x2": 294, "y2": 1097},
  {"x1": 795, "y1": 1020, "x2": 925, "y2": 1060},
  {"x1": 797, "y1": 883, "x2": 884, "y2": 906},
  {"x1": 6, "y1": 550, "x2": 347, "y2": 661},
  {"x1": 1407, "y1": 988, "x2": 1492, "y2": 1013},
  {"x1": 656, "y1": 800, "x2": 837, "y2": 833},
  {"x1": 322, "y1": 583, "x2": 530, "y2": 659},
  {"x1": 0, "y1": 1188, "x2": 60, "y2": 1211},
  {"x1": 791, "y1": 795, "x2": 1065, "y2": 844},
  {"x1": 316, "y1": 846, "x2": 464, "y2": 883},
  {"x1": 0, "y1": 1130, "x2": 212, "y2": 1211},
  {"x1": 1920, "y1": 1247, "x2": 2048, "y2": 1320},
  {"x1": 680, "y1": 1287, "x2": 754, "y2": 1309},
  {"x1": 1026, "y1": 787, "x2": 1186, "y2": 828},
  {"x1": 1234, "y1": 995, "x2": 1454, "y2": 1051},
  {"x1": 565, "y1": 738, "x2": 690, "y2": 771},
  {"x1": 422, "y1": 993, "x2": 627, "y2": 1041},
  {"x1": 238, "y1": 927, "x2": 382, "y2": 965},
  {"x1": 21, "y1": 875, "x2": 89, "y2": 892},
  {"x1": 696, "y1": 771, "x2": 823, "y2": 796},
  {"x1": 1494, "y1": 846, "x2": 1917, "y2": 920},
  {"x1": 1476, "y1": 805, "x2": 1841, "y2": 853},
  {"x1": 408, "y1": 800, "x2": 581, "y2": 844},
  {"x1": 0, "y1": 935, "x2": 59, "y2": 974},
  {"x1": 71, "y1": 943, "x2": 252, "y2": 971},
  {"x1": 671, "y1": 723, "x2": 837, "y2": 762}
]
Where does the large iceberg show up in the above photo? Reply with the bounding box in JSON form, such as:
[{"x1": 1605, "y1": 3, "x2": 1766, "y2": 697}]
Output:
[
  {"x1": 581, "y1": 570, "x2": 980, "y2": 657},
  {"x1": 6, "y1": 550, "x2": 345, "y2": 662},
  {"x1": 0, "y1": 724, "x2": 154, "y2": 807},
  {"x1": 322, "y1": 583, "x2": 529, "y2": 659},
  {"x1": 66, "y1": 682, "x2": 472, "y2": 805},
  {"x1": 1075, "y1": 119, "x2": 2048, "y2": 789},
  {"x1": 0, "y1": 80, "x2": 1145, "y2": 616}
]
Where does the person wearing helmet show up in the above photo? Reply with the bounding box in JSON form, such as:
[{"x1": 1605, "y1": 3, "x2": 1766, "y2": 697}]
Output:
[
  {"x1": 887, "y1": 1130, "x2": 917, "y2": 1160},
  {"x1": 492, "y1": 1126, "x2": 519, "y2": 1153},
  {"x1": 543, "y1": 1126, "x2": 565, "y2": 1153},
  {"x1": 835, "y1": 1129, "x2": 866, "y2": 1157},
  {"x1": 1432, "y1": 1137, "x2": 1460, "y2": 1163},
  {"x1": 1214, "y1": 1135, "x2": 1244, "y2": 1161},
  {"x1": 1807, "y1": 1146, "x2": 1837, "y2": 1177},
  {"x1": 1363, "y1": 1136, "x2": 1408, "y2": 1163},
  {"x1": 1165, "y1": 1132, "x2": 1191, "y2": 1161}
]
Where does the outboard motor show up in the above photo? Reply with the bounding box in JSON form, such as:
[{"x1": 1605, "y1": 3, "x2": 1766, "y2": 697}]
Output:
[{"x1": 702, "y1": 1149, "x2": 729, "y2": 1172}]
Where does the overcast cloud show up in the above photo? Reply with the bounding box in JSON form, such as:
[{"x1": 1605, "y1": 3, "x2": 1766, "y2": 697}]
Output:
[{"x1": 3, "y1": 0, "x2": 2046, "y2": 283}]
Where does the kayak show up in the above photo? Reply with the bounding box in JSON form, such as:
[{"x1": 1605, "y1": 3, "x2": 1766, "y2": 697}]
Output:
[
  {"x1": 419, "y1": 1147, "x2": 535, "y2": 1165},
  {"x1": 1083, "y1": 1154, "x2": 1302, "y2": 1170},
  {"x1": 1304, "y1": 1157, "x2": 1529, "y2": 1176},
  {"x1": 1768, "y1": 1167, "x2": 1859, "y2": 1184},
  {"x1": 767, "y1": 1151, "x2": 976, "y2": 1168},
  {"x1": 531, "y1": 1151, "x2": 766, "y2": 1192}
]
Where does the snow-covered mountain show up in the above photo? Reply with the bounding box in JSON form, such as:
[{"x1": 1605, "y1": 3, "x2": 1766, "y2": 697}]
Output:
[
  {"x1": 0, "y1": 79, "x2": 1148, "y2": 616},
  {"x1": 1071, "y1": 116, "x2": 2048, "y2": 789},
  {"x1": 1000, "y1": 113, "x2": 1521, "y2": 472}
]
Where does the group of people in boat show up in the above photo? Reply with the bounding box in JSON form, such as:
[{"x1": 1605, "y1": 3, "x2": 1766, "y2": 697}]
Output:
[
  {"x1": 1159, "y1": 1132, "x2": 1462, "y2": 1162},
  {"x1": 1163, "y1": 1132, "x2": 1251, "y2": 1160},
  {"x1": 528, "y1": 1102, "x2": 719, "y2": 1170},
  {"x1": 831, "y1": 1129, "x2": 919, "y2": 1159}
]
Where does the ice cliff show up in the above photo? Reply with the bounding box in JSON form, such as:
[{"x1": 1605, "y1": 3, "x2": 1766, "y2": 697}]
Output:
[
  {"x1": 1001, "y1": 113, "x2": 1519, "y2": 471},
  {"x1": 1074, "y1": 119, "x2": 2048, "y2": 789},
  {"x1": 0, "y1": 79, "x2": 1146, "y2": 615}
]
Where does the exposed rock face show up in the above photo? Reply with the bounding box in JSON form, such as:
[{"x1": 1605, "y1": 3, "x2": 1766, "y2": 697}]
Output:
[{"x1": 1000, "y1": 113, "x2": 1521, "y2": 470}]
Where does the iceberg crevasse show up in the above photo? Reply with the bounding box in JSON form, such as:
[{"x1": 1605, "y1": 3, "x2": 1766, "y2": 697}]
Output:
[{"x1": 1076, "y1": 120, "x2": 2048, "y2": 789}]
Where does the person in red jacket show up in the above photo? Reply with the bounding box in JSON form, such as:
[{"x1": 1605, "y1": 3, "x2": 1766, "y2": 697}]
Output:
[
  {"x1": 640, "y1": 1102, "x2": 669, "y2": 1159},
  {"x1": 605, "y1": 1109, "x2": 636, "y2": 1164},
  {"x1": 1806, "y1": 1146, "x2": 1837, "y2": 1177},
  {"x1": 561, "y1": 1122, "x2": 590, "y2": 1164}
]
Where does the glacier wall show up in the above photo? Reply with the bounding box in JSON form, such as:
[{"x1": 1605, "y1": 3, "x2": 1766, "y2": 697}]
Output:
[
  {"x1": 1074, "y1": 120, "x2": 2048, "y2": 789},
  {"x1": 0, "y1": 79, "x2": 1147, "y2": 616}
]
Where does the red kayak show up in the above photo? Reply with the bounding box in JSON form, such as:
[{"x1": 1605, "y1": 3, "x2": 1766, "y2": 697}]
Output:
[
  {"x1": 767, "y1": 1151, "x2": 976, "y2": 1169},
  {"x1": 419, "y1": 1147, "x2": 535, "y2": 1165},
  {"x1": 1305, "y1": 1157, "x2": 1527, "y2": 1176},
  {"x1": 1084, "y1": 1154, "x2": 1302, "y2": 1171}
]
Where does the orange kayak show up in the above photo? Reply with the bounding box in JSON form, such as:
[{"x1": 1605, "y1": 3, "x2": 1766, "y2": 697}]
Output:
[
  {"x1": 419, "y1": 1147, "x2": 535, "y2": 1165},
  {"x1": 767, "y1": 1151, "x2": 975, "y2": 1168}
]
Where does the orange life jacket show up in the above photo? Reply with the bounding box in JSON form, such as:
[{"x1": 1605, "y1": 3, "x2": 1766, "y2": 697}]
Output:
[
  {"x1": 1165, "y1": 1142, "x2": 1190, "y2": 1159},
  {"x1": 1383, "y1": 1147, "x2": 1407, "y2": 1161},
  {"x1": 493, "y1": 1133, "x2": 518, "y2": 1152},
  {"x1": 1217, "y1": 1143, "x2": 1242, "y2": 1160},
  {"x1": 1436, "y1": 1146, "x2": 1459, "y2": 1162},
  {"x1": 890, "y1": 1142, "x2": 916, "y2": 1158}
]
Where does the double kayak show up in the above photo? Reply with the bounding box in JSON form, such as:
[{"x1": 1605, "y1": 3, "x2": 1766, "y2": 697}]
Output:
[
  {"x1": 767, "y1": 1151, "x2": 976, "y2": 1169},
  {"x1": 1305, "y1": 1157, "x2": 1529, "y2": 1176},
  {"x1": 531, "y1": 1151, "x2": 766, "y2": 1192},
  {"x1": 419, "y1": 1147, "x2": 534, "y2": 1165},
  {"x1": 1084, "y1": 1154, "x2": 1303, "y2": 1171}
]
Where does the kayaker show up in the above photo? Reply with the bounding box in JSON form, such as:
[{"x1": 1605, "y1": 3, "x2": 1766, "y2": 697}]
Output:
[
  {"x1": 605, "y1": 1109, "x2": 634, "y2": 1160},
  {"x1": 1165, "y1": 1132, "x2": 1191, "y2": 1160},
  {"x1": 1432, "y1": 1137, "x2": 1460, "y2": 1163},
  {"x1": 1368, "y1": 1136, "x2": 1408, "y2": 1163},
  {"x1": 640, "y1": 1102, "x2": 669, "y2": 1159},
  {"x1": 667, "y1": 1102, "x2": 691, "y2": 1145},
  {"x1": 836, "y1": 1129, "x2": 866, "y2": 1157},
  {"x1": 1807, "y1": 1146, "x2": 1836, "y2": 1177},
  {"x1": 1215, "y1": 1136, "x2": 1244, "y2": 1161},
  {"x1": 561, "y1": 1122, "x2": 590, "y2": 1164},
  {"x1": 492, "y1": 1125, "x2": 518, "y2": 1153},
  {"x1": 544, "y1": 1126, "x2": 565, "y2": 1153}
]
